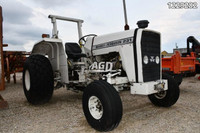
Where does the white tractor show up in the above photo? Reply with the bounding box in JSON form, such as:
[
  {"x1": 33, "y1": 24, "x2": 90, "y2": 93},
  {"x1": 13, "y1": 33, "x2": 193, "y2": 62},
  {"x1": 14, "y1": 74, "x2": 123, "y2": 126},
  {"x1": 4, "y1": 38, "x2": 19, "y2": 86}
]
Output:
[{"x1": 23, "y1": 14, "x2": 179, "y2": 131}]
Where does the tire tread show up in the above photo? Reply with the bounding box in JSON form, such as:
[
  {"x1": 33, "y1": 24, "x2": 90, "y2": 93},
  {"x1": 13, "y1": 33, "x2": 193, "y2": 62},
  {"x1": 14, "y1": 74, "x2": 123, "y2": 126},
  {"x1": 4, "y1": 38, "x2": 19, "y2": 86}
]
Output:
[{"x1": 23, "y1": 55, "x2": 54, "y2": 105}]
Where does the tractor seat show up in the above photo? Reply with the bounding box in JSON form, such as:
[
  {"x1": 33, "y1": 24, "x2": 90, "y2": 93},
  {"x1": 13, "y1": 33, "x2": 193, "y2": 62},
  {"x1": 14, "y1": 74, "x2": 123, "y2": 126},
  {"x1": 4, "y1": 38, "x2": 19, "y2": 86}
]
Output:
[{"x1": 65, "y1": 42, "x2": 86, "y2": 59}]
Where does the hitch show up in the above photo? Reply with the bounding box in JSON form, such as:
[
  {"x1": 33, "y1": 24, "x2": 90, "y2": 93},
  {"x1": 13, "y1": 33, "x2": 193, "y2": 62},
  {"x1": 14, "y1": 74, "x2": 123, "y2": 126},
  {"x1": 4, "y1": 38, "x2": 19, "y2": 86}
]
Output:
[{"x1": 154, "y1": 82, "x2": 165, "y2": 93}]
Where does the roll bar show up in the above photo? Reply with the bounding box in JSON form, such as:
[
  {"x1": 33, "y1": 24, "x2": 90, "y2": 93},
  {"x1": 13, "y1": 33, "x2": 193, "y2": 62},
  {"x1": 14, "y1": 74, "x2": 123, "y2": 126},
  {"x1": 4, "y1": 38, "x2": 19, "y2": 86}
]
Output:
[{"x1": 48, "y1": 15, "x2": 84, "y2": 39}]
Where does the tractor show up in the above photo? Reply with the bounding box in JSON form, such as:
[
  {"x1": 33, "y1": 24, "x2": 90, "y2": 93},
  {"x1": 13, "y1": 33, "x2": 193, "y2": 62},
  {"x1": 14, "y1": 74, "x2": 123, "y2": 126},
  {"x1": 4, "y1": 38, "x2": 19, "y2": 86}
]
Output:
[{"x1": 22, "y1": 15, "x2": 179, "y2": 131}]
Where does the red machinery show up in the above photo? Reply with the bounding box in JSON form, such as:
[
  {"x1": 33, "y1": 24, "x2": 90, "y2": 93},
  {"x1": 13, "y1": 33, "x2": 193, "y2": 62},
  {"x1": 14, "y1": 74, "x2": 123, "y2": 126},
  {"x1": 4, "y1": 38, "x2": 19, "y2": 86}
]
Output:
[
  {"x1": 4, "y1": 50, "x2": 30, "y2": 83},
  {"x1": 162, "y1": 51, "x2": 196, "y2": 75},
  {"x1": 162, "y1": 36, "x2": 200, "y2": 84}
]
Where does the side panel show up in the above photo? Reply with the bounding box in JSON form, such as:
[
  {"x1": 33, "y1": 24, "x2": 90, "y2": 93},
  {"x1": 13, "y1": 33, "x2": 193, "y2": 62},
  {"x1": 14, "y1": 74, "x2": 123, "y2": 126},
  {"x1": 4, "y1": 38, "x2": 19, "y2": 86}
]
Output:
[
  {"x1": 84, "y1": 29, "x2": 135, "y2": 56},
  {"x1": 119, "y1": 44, "x2": 136, "y2": 82},
  {"x1": 58, "y1": 43, "x2": 69, "y2": 83}
]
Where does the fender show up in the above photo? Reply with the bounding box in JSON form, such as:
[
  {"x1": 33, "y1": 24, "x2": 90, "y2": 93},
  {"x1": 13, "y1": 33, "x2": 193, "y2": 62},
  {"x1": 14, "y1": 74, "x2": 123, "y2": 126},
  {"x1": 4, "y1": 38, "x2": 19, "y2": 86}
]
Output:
[{"x1": 31, "y1": 38, "x2": 69, "y2": 83}]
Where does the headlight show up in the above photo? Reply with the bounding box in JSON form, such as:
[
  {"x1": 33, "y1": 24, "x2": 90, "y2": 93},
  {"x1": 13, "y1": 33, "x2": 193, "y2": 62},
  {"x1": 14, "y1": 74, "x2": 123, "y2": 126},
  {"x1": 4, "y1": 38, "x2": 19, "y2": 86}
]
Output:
[
  {"x1": 156, "y1": 56, "x2": 160, "y2": 64},
  {"x1": 143, "y1": 55, "x2": 148, "y2": 64}
]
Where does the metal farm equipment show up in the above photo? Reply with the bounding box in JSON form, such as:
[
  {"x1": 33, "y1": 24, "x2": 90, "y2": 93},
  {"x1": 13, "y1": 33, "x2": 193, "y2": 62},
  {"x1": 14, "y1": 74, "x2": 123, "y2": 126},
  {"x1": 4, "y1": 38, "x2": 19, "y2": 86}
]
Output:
[
  {"x1": 22, "y1": 14, "x2": 180, "y2": 131},
  {"x1": 22, "y1": 1, "x2": 180, "y2": 131},
  {"x1": 162, "y1": 36, "x2": 200, "y2": 84},
  {"x1": 4, "y1": 50, "x2": 30, "y2": 83}
]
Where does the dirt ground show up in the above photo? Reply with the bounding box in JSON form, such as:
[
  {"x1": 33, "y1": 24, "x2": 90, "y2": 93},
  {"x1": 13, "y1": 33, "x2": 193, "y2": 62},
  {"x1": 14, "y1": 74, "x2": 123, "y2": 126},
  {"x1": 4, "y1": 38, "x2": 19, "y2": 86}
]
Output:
[{"x1": 0, "y1": 74, "x2": 200, "y2": 133}]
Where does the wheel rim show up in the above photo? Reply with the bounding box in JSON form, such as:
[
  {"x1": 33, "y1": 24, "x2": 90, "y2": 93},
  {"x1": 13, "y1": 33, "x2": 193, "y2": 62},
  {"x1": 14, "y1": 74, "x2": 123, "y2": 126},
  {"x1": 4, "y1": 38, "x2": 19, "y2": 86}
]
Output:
[
  {"x1": 154, "y1": 91, "x2": 167, "y2": 99},
  {"x1": 88, "y1": 96, "x2": 103, "y2": 120},
  {"x1": 25, "y1": 70, "x2": 31, "y2": 91}
]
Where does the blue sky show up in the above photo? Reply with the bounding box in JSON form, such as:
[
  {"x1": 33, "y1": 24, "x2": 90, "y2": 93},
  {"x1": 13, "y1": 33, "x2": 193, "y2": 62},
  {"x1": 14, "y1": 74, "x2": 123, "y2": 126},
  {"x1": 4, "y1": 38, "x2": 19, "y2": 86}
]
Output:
[{"x1": 0, "y1": 0, "x2": 200, "y2": 52}]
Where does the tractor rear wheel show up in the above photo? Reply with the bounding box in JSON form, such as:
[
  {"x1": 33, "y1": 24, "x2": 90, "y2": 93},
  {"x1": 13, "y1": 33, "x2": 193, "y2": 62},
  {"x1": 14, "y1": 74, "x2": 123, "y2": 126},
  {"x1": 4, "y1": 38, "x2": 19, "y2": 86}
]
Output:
[
  {"x1": 23, "y1": 55, "x2": 54, "y2": 105},
  {"x1": 148, "y1": 73, "x2": 180, "y2": 107},
  {"x1": 82, "y1": 80, "x2": 123, "y2": 132}
]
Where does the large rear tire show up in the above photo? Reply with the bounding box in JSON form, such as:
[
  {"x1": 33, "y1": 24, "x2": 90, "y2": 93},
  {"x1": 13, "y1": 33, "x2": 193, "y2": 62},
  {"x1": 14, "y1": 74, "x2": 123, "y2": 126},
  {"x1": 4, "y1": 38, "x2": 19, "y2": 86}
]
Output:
[
  {"x1": 148, "y1": 73, "x2": 180, "y2": 107},
  {"x1": 82, "y1": 80, "x2": 123, "y2": 132},
  {"x1": 23, "y1": 55, "x2": 54, "y2": 105}
]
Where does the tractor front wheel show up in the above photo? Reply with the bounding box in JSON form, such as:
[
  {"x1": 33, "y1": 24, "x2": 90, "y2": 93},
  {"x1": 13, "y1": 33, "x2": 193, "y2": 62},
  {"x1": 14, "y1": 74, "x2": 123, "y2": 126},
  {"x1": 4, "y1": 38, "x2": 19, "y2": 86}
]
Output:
[
  {"x1": 148, "y1": 73, "x2": 180, "y2": 107},
  {"x1": 82, "y1": 80, "x2": 123, "y2": 132}
]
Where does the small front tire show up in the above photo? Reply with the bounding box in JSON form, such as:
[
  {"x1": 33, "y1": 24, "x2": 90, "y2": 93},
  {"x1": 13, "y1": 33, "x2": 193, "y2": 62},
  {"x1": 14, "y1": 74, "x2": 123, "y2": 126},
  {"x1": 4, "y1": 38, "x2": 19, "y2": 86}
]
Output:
[
  {"x1": 82, "y1": 80, "x2": 123, "y2": 132},
  {"x1": 148, "y1": 73, "x2": 180, "y2": 107}
]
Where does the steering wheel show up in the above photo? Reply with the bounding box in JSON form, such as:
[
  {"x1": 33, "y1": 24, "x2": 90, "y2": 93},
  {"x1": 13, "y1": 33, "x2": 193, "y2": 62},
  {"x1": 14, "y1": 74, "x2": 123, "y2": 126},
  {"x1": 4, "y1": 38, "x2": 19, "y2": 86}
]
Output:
[{"x1": 78, "y1": 34, "x2": 97, "y2": 46}]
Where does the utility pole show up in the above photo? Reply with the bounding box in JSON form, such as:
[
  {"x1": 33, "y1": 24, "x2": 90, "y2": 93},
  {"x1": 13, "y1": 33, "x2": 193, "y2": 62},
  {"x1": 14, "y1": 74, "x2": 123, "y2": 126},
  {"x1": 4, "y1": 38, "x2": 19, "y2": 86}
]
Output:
[
  {"x1": 0, "y1": 6, "x2": 5, "y2": 91},
  {"x1": 122, "y1": 0, "x2": 130, "y2": 30},
  {"x1": 175, "y1": 43, "x2": 178, "y2": 49},
  {"x1": 0, "y1": 6, "x2": 8, "y2": 109}
]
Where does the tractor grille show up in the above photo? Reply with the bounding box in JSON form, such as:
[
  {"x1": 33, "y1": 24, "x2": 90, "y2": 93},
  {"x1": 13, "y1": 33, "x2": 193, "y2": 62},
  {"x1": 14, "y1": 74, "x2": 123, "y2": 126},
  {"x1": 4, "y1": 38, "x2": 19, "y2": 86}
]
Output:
[{"x1": 141, "y1": 31, "x2": 161, "y2": 82}]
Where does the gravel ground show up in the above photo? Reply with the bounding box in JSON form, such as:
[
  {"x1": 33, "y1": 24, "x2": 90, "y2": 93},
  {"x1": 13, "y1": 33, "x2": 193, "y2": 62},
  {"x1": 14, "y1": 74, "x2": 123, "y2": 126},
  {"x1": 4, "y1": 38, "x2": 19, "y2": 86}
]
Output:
[{"x1": 0, "y1": 74, "x2": 200, "y2": 133}]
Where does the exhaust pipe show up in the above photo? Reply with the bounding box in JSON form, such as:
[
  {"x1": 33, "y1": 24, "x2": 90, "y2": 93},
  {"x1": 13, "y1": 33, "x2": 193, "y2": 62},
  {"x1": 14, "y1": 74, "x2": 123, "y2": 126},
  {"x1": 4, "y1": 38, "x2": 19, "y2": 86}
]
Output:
[{"x1": 122, "y1": 0, "x2": 130, "y2": 30}]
